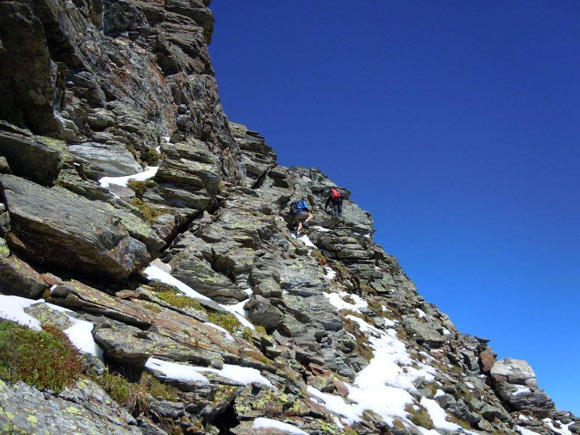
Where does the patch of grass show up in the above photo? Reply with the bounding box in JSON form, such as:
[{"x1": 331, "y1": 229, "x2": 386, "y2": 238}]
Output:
[
  {"x1": 95, "y1": 371, "x2": 131, "y2": 405},
  {"x1": 343, "y1": 318, "x2": 374, "y2": 362},
  {"x1": 93, "y1": 372, "x2": 178, "y2": 414},
  {"x1": 131, "y1": 198, "x2": 160, "y2": 224},
  {"x1": 447, "y1": 415, "x2": 472, "y2": 430},
  {"x1": 406, "y1": 404, "x2": 434, "y2": 430},
  {"x1": 128, "y1": 180, "x2": 147, "y2": 198},
  {"x1": 242, "y1": 327, "x2": 253, "y2": 343},
  {"x1": 207, "y1": 312, "x2": 240, "y2": 333},
  {"x1": 156, "y1": 289, "x2": 203, "y2": 311},
  {"x1": 0, "y1": 322, "x2": 84, "y2": 393},
  {"x1": 146, "y1": 149, "x2": 161, "y2": 166},
  {"x1": 392, "y1": 418, "x2": 406, "y2": 429}
]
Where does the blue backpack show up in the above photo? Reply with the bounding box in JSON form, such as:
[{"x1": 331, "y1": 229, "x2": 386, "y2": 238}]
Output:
[{"x1": 290, "y1": 200, "x2": 308, "y2": 215}]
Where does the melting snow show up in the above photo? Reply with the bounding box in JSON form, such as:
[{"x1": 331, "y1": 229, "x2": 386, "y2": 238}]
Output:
[
  {"x1": 324, "y1": 267, "x2": 337, "y2": 280},
  {"x1": 298, "y1": 234, "x2": 316, "y2": 248},
  {"x1": 204, "y1": 322, "x2": 235, "y2": 342},
  {"x1": 99, "y1": 166, "x2": 159, "y2": 188},
  {"x1": 143, "y1": 263, "x2": 211, "y2": 301},
  {"x1": 145, "y1": 358, "x2": 209, "y2": 384},
  {"x1": 311, "y1": 225, "x2": 330, "y2": 232},
  {"x1": 323, "y1": 291, "x2": 368, "y2": 313},
  {"x1": 543, "y1": 418, "x2": 574, "y2": 435},
  {"x1": 144, "y1": 261, "x2": 256, "y2": 330},
  {"x1": 0, "y1": 295, "x2": 42, "y2": 330},
  {"x1": 517, "y1": 426, "x2": 541, "y2": 435},
  {"x1": 513, "y1": 385, "x2": 532, "y2": 396},
  {"x1": 145, "y1": 358, "x2": 272, "y2": 387},
  {"x1": 420, "y1": 397, "x2": 477, "y2": 433},
  {"x1": 416, "y1": 308, "x2": 427, "y2": 318},
  {"x1": 0, "y1": 295, "x2": 103, "y2": 358},
  {"x1": 308, "y1": 313, "x2": 434, "y2": 427},
  {"x1": 222, "y1": 299, "x2": 255, "y2": 330},
  {"x1": 252, "y1": 418, "x2": 308, "y2": 434}
]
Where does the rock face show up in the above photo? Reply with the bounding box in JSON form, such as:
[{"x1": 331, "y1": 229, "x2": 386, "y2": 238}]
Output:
[
  {"x1": 0, "y1": 1, "x2": 577, "y2": 435},
  {"x1": 491, "y1": 359, "x2": 555, "y2": 414},
  {"x1": 0, "y1": 174, "x2": 163, "y2": 280}
]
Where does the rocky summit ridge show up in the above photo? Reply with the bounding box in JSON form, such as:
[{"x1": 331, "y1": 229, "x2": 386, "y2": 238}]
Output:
[{"x1": 0, "y1": 1, "x2": 577, "y2": 434}]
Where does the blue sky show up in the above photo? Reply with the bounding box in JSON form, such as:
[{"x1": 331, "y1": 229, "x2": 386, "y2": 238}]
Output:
[{"x1": 209, "y1": 1, "x2": 580, "y2": 415}]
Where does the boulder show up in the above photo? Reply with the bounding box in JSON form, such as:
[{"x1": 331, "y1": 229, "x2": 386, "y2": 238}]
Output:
[
  {"x1": 0, "y1": 174, "x2": 163, "y2": 280},
  {"x1": 491, "y1": 358, "x2": 554, "y2": 412},
  {"x1": 0, "y1": 379, "x2": 140, "y2": 434},
  {"x1": 68, "y1": 142, "x2": 143, "y2": 178},
  {"x1": 0, "y1": 127, "x2": 64, "y2": 185},
  {"x1": 246, "y1": 295, "x2": 282, "y2": 330},
  {"x1": 0, "y1": 253, "x2": 48, "y2": 299}
]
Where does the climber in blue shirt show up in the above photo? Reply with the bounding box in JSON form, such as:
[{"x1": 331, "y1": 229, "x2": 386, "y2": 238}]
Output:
[{"x1": 290, "y1": 197, "x2": 313, "y2": 235}]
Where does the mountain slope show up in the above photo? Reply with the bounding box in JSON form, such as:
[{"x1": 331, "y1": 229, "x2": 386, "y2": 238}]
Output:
[{"x1": 0, "y1": 1, "x2": 577, "y2": 434}]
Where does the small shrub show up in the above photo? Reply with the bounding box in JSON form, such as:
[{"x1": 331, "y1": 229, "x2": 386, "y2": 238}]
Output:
[
  {"x1": 406, "y1": 404, "x2": 434, "y2": 429},
  {"x1": 128, "y1": 180, "x2": 147, "y2": 199},
  {"x1": 0, "y1": 322, "x2": 84, "y2": 393},
  {"x1": 156, "y1": 289, "x2": 203, "y2": 311},
  {"x1": 207, "y1": 312, "x2": 240, "y2": 333},
  {"x1": 146, "y1": 149, "x2": 161, "y2": 166}
]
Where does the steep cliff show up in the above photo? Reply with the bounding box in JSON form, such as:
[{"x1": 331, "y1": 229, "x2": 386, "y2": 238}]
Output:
[{"x1": 0, "y1": 1, "x2": 577, "y2": 434}]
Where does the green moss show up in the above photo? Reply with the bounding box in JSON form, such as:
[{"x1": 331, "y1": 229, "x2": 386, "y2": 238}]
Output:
[
  {"x1": 0, "y1": 322, "x2": 84, "y2": 393},
  {"x1": 143, "y1": 302, "x2": 162, "y2": 313},
  {"x1": 255, "y1": 325, "x2": 267, "y2": 335},
  {"x1": 146, "y1": 374, "x2": 178, "y2": 401},
  {"x1": 242, "y1": 327, "x2": 253, "y2": 342},
  {"x1": 406, "y1": 404, "x2": 434, "y2": 430},
  {"x1": 94, "y1": 371, "x2": 130, "y2": 405},
  {"x1": 156, "y1": 290, "x2": 203, "y2": 310},
  {"x1": 207, "y1": 312, "x2": 240, "y2": 333}
]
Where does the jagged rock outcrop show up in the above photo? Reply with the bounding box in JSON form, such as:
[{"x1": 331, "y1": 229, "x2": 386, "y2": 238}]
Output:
[{"x1": 0, "y1": 1, "x2": 577, "y2": 435}]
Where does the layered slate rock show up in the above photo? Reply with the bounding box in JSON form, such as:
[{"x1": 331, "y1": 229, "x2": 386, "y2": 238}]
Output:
[
  {"x1": 0, "y1": 123, "x2": 64, "y2": 186},
  {"x1": 0, "y1": 175, "x2": 163, "y2": 280},
  {"x1": 491, "y1": 358, "x2": 555, "y2": 414},
  {"x1": 0, "y1": 379, "x2": 140, "y2": 435}
]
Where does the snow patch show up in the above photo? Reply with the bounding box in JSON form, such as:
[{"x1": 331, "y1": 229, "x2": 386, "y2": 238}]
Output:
[
  {"x1": 324, "y1": 267, "x2": 337, "y2": 280},
  {"x1": 143, "y1": 263, "x2": 211, "y2": 301},
  {"x1": 416, "y1": 308, "x2": 427, "y2": 319},
  {"x1": 145, "y1": 358, "x2": 209, "y2": 384},
  {"x1": 222, "y1": 299, "x2": 255, "y2": 330},
  {"x1": 204, "y1": 322, "x2": 235, "y2": 342},
  {"x1": 298, "y1": 234, "x2": 316, "y2": 248},
  {"x1": 252, "y1": 418, "x2": 308, "y2": 434},
  {"x1": 99, "y1": 166, "x2": 158, "y2": 188},
  {"x1": 0, "y1": 295, "x2": 41, "y2": 330},
  {"x1": 517, "y1": 426, "x2": 541, "y2": 435},
  {"x1": 0, "y1": 296, "x2": 103, "y2": 358},
  {"x1": 421, "y1": 397, "x2": 477, "y2": 433},
  {"x1": 323, "y1": 291, "x2": 368, "y2": 313},
  {"x1": 311, "y1": 225, "x2": 330, "y2": 232}
]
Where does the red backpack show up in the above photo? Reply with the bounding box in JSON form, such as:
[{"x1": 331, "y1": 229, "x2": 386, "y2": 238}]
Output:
[{"x1": 330, "y1": 188, "x2": 341, "y2": 199}]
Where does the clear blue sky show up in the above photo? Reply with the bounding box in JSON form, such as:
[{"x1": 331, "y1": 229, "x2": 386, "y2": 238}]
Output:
[{"x1": 209, "y1": 1, "x2": 580, "y2": 415}]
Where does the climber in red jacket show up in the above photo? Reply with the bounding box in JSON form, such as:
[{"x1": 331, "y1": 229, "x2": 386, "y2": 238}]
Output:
[{"x1": 325, "y1": 187, "x2": 343, "y2": 217}]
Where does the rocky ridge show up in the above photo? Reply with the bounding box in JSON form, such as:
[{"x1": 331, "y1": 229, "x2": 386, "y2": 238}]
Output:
[{"x1": 0, "y1": 1, "x2": 578, "y2": 434}]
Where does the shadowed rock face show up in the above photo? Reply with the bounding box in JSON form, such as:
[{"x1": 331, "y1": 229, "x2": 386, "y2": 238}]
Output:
[{"x1": 0, "y1": 1, "x2": 577, "y2": 435}]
